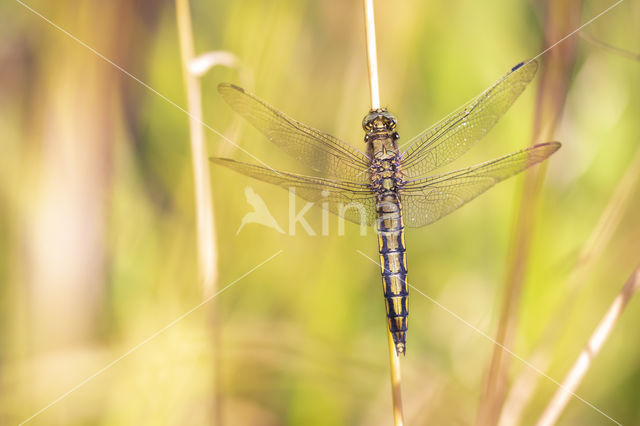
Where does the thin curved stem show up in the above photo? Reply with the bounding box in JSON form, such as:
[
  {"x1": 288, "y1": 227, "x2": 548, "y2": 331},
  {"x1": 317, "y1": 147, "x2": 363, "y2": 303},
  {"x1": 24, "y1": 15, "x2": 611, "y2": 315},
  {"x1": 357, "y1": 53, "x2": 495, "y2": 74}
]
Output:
[{"x1": 535, "y1": 265, "x2": 639, "y2": 426}]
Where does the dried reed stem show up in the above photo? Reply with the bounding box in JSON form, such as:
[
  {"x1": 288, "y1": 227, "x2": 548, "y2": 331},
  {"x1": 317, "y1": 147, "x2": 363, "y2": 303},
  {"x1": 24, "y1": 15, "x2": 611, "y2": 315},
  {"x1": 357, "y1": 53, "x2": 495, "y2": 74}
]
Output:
[
  {"x1": 535, "y1": 264, "x2": 640, "y2": 426},
  {"x1": 362, "y1": 1, "x2": 404, "y2": 424},
  {"x1": 363, "y1": 0, "x2": 380, "y2": 110},
  {"x1": 175, "y1": 0, "x2": 221, "y2": 422},
  {"x1": 175, "y1": 0, "x2": 219, "y2": 298},
  {"x1": 387, "y1": 329, "x2": 405, "y2": 425}
]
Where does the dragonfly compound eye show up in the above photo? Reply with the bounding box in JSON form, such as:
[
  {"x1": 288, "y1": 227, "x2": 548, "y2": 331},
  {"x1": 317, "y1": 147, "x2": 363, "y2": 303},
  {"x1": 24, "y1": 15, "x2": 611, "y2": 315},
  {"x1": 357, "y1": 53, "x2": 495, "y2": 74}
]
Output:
[
  {"x1": 362, "y1": 110, "x2": 379, "y2": 131},
  {"x1": 381, "y1": 111, "x2": 398, "y2": 130}
]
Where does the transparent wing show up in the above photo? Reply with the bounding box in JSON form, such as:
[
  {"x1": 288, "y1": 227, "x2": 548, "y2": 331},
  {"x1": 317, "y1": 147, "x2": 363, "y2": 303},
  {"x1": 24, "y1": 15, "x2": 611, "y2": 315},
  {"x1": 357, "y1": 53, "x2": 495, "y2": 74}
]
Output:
[
  {"x1": 218, "y1": 84, "x2": 370, "y2": 183},
  {"x1": 401, "y1": 142, "x2": 560, "y2": 228},
  {"x1": 401, "y1": 60, "x2": 539, "y2": 178},
  {"x1": 212, "y1": 157, "x2": 377, "y2": 226}
]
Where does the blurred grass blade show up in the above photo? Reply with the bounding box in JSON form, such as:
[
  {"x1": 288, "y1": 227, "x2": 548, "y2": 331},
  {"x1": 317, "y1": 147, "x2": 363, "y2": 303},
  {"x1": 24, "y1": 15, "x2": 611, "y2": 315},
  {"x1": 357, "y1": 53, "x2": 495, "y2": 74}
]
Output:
[
  {"x1": 534, "y1": 264, "x2": 640, "y2": 426},
  {"x1": 580, "y1": 31, "x2": 640, "y2": 61}
]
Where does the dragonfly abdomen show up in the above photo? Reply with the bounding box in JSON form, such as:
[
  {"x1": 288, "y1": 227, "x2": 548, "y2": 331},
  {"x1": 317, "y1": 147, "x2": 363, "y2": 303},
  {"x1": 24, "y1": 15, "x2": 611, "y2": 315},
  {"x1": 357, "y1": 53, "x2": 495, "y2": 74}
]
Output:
[{"x1": 376, "y1": 191, "x2": 408, "y2": 355}]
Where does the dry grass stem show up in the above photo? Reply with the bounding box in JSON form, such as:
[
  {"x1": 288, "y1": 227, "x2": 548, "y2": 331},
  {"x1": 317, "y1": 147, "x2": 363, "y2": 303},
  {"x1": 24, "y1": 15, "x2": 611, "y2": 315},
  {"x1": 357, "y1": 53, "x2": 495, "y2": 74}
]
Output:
[
  {"x1": 176, "y1": 0, "x2": 219, "y2": 299},
  {"x1": 387, "y1": 329, "x2": 405, "y2": 426},
  {"x1": 363, "y1": 0, "x2": 380, "y2": 110},
  {"x1": 175, "y1": 0, "x2": 221, "y2": 422},
  {"x1": 362, "y1": 0, "x2": 404, "y2": 424},
  {"x1": 534, "y1": 264, "x2": 640, "y2": 426}
]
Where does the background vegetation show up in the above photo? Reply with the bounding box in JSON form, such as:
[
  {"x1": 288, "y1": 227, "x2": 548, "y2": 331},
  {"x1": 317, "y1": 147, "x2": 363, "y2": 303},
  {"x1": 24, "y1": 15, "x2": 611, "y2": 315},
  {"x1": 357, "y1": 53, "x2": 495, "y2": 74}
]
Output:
[{"x1": 0, "y1": 0, "x2": 638, "y2": 424}]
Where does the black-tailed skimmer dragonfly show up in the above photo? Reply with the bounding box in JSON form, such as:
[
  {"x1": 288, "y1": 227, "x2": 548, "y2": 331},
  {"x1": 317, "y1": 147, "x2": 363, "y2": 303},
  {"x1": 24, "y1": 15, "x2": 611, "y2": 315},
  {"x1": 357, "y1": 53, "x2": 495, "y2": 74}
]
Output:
[{"x1": 212, "y1": 59, "x2": 560, "y2": 355}]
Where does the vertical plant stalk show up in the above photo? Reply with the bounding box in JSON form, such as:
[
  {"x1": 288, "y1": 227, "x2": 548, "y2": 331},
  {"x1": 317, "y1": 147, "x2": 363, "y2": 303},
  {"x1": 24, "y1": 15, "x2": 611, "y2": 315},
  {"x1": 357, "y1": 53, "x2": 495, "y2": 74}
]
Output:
[
  {"x1": 175, "y1": 0, "x2": 218, "y2": 298},
  {"x1": 363, "y1": 1, "x2": 404, "y2": 425},
  {"x1": 535, "y1": 264, "x2": 640, "y2": 426},
  {"x1": 477, "y1": 2, "x2": 581, "y2": 425},
  {"x1": 387, "y1": 328, "x2": 405, "y2": 425},
  {"x1": 363, "y1": 0, "x2": 381, "y2": 110},
  {"x1": 175, "y1": 0, "x2": 221, "y2": 422}
]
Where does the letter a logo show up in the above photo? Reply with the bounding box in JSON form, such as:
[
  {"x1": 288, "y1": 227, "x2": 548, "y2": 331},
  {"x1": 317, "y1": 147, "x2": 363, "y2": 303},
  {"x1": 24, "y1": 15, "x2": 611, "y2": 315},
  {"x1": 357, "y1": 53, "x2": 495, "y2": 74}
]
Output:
[{"x1": 236, "y1": 187, "x2": 285, "y2": 235}]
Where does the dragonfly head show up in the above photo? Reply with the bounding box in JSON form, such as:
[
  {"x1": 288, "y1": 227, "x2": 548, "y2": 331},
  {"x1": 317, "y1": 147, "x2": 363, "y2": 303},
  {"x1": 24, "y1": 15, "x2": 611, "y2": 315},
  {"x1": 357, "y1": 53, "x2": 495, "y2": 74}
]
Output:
[{"x1": 362, "y1": 109, "x2": 397, "y2": 133}]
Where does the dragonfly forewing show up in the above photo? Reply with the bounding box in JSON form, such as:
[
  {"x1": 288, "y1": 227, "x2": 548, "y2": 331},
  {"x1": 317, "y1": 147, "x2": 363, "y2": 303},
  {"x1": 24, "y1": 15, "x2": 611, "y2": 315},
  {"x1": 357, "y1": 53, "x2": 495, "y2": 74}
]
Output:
[
  {"x1": 401, "y1": 60, "x2": 539, "y2": 178},
  {"x1": 218, "y1": 84, "x2": 371, "y2": 183}
]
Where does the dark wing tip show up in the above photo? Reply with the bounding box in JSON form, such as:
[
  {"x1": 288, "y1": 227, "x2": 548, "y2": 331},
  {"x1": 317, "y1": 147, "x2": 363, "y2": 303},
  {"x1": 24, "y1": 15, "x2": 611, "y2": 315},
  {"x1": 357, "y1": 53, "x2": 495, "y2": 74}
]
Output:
[
  {"x1": 512, "y1": 58, "x2": 539, "y2": 70},
  {"x1": 209, "y1": 156, "x2": 235, "y2": 165},
  {"x1": 217, "y1": 82, "x2": 245, "y2": 94},
  {"x1": 510, "y1": 59, "x2": 539, "y2": 80},
  {"x1": 511, "y1": 61, "x2": 525, "y2": 71},
  {"x1": 528, "y1": 141, "x2": 561, "y2": 165},
  {"x1": 534, "y1": 141, "x2": 562, "y2": 153}
]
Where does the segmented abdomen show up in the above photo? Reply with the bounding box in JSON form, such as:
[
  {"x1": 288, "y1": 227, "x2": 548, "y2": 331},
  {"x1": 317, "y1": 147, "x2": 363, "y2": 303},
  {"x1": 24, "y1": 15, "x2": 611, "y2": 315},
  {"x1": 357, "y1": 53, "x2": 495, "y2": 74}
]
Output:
[{"x1": 376, "y1": 191, "x2": 408, "y2": 355}]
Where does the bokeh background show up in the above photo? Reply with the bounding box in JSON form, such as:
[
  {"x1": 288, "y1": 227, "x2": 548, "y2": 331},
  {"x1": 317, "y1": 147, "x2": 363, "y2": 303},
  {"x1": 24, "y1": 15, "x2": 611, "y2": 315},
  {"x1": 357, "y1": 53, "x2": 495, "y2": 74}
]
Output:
[{"x1": 1, "y1": 0, "x2": 639, "y2": 425}]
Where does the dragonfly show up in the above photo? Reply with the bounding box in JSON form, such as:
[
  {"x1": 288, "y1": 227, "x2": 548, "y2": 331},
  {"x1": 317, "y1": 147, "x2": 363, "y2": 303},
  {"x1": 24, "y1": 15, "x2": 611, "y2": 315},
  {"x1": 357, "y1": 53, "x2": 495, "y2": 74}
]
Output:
[{"x1": 211, "y1": 59, "x2": 560, "y2": 355}]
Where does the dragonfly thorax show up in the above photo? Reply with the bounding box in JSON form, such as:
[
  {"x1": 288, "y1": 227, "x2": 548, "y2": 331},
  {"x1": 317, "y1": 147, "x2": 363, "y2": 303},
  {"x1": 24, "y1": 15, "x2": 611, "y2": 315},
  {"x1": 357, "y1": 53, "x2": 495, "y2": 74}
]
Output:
[{"x1": 363, "y1": 109, "x2": 401, "y2": 163}]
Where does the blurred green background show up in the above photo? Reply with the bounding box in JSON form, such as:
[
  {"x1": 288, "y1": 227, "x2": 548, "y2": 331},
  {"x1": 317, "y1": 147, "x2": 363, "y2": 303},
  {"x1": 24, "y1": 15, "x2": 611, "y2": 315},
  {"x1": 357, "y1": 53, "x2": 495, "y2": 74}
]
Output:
[{"x1": 1, "y1": 0, "x2": 639, "y2": 425}]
